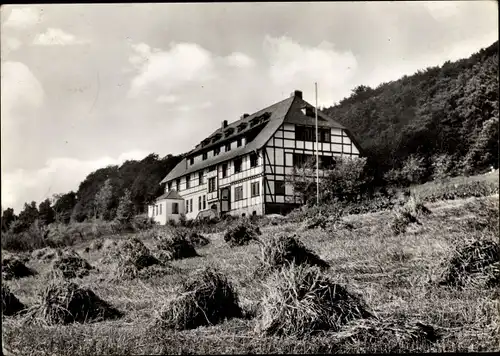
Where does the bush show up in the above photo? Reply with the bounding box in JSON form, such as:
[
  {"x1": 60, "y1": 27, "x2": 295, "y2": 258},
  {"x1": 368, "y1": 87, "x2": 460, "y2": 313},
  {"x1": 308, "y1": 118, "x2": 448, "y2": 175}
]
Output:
[
  {"x1": 257, "y1": 234, "x2": 329, "y2": 276},
  {"x1": 1, "y1": 285, "x2": 26, "y2": 317},
  {"x1": 439, "y1": 239, "x2": 500, "y2": 287},
  {"x1": 224, "y1": 220, "x2": 261, "y2": 247},
  {"x1": 255, "y1": 264, "x2": 372, "y2": 337},
  {"x1": 158, "y1": 266, "x2": 242, "y2": 330},
  {"x1": 36, "y1": 279, "x2": 122, "y2": 324},
  {"x1": 413, "y1": 178, "x2": 499, "y2": 203}
]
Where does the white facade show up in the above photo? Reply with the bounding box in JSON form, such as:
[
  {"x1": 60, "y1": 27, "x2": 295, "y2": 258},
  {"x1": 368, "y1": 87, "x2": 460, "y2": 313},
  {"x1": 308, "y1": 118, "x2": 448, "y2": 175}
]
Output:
[
  {"x1": 148, "y1": 197, "x2": 185, "y2": 224},
  {"x1": 150, "y1": 121, "x2": 361, "y2": 222}
]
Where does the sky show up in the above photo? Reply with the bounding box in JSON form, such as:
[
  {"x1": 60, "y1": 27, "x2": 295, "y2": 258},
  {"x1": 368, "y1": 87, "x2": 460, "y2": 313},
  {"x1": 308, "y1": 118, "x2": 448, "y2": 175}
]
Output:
[{"x1": 1, "y1": 1, "x2": 498, "y2": 213}]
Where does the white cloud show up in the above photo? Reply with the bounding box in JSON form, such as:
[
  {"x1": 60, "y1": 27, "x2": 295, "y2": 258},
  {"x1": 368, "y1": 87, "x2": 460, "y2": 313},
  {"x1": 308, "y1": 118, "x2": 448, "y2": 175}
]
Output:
[
  {"x1": 1, "y1": 61, "x2": 44, "y2": 121},
  {"x1": 225, "y1": 52, "x2": 256, "y2": 68},
  {"x1": 128, "y1": 42, "x2": 216, "y2": 97},
  {"x1": 263, "y1": 36, "x2": 358, "y2": 106},
  {"x1": 156, "y1": 94, "x2": 179, "y2": 104},
  {"x1": 33, "y1": 28, "x2": 89, "y2": 46},
  {"x1": 1, "y1": 150, "x2": 150, "y2": 213},
  {"x1": 3, "y1": 7, "x2": 40, "y2": 29},
  {"x1": 1, "y1": 37, "x2": 22, "y2": 58}
]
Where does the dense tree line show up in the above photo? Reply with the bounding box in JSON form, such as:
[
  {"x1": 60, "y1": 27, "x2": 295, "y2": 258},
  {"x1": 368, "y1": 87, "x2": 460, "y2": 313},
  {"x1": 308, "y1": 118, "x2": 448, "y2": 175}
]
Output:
[
  {"x1": 1, "y1": 153, "x2": 182, "y2": 232},
  {"x1": 323, "y1": 41, "x2": 499, "y2": 182}
]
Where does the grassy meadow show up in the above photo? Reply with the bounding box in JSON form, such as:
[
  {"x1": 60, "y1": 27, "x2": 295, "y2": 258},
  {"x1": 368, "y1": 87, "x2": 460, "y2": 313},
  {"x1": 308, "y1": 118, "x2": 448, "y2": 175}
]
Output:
[{"x1": 2, "y1": 175, "x2": 499, "y2": 355}]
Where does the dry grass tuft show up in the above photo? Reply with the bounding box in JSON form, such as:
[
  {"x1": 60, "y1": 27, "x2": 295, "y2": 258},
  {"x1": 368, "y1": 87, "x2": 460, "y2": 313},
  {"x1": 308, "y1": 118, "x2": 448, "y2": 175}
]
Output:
[
  {"x1": 35, "y1": 278, "x2": 123, "y2": 325},
  {"x1": 158, "y1": 266, "x2": 242, "y2": 330},
  {"x1": 223, "y1": 220, "x2": 261, "y2": 247},
  {"x1": 335, "y1": 317, "x2": 441, "y2": 353},
  {"x1": 1, "y1": 285, "x2": 26, "y2": 317},
  {"x1": 31, "y1": 247, "x2": 63, "y2": 262},
  {"x1": 391, "y1": 195, "x2": 432, "y2": 235},
  {"x1": 1, "y1": 258, "x2": 36, "y2": 280},
  {"x1": 51, "y1": 254, "x2": 94, "y2": 279},
  {"x1": 439, "y1": 239, "x2": 500, "y2": 287},
  {"x1": 255, "y1": 264, "x2": 372, "y2": 337},
  {"x1": 256, "y1": 233, "x2": 329, "y2": 277},
  {"x1": 112, "y1": 260, "x2": 179, "y2": 281}
]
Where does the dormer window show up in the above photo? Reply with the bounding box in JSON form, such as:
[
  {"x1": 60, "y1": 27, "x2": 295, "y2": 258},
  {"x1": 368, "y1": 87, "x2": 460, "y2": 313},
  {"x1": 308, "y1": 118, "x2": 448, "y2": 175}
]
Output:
[
  {"x1": 225, "y1": 143, "x2": 231, "y2": 152},
  {"x1": 237, "y1": 123, "x2": 247, "y2": 132},
  {"x1": 201, "y1": 139, "x2": 210, "y2": 147},
  {"x1": 237, "y1": 138, "x2": 242, "y2": 147},
  {"x1": 203, "y1": 152, "x2": 208, "y2": 160},
  {"x1": 250, "y1": 118, "x2": 259, "y2": 127},
  {"x1": 212, "y1": 133, "x2": 222, "y2": 143},
  {"x1": 189, "y1": 157, "x2": 194, "y2": 165},
  {"x1": 224, "y1": 128, "x2": 234, "y2": 137},
  {"x1": 214, "y1": 147, "x2": 220, "y2": 156}
]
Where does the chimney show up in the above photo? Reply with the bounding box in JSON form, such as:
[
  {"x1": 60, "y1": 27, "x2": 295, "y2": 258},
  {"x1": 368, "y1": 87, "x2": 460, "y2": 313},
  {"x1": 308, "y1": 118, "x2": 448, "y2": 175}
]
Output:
[
  {"x1": 222, "y1": 120, "x2": 228, "y2": 129},
  {"x1": 241, "y1": 113, "x2": 250, "y2": 119},
  {"x1": 290, "y1": 90, "x2": 303, "y2": 99}
]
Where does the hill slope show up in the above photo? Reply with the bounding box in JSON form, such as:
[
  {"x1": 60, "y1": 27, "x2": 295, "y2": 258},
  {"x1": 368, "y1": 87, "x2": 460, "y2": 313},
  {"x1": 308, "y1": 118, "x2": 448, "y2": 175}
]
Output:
[{"x1": 324, "y1": 41, "x2": 499, "y2": 178}]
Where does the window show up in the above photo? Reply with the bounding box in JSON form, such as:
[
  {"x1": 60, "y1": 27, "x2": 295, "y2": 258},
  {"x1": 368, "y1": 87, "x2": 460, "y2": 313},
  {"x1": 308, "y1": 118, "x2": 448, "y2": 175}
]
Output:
[
  {"x1": 320, "y1": 155, "x2": 336, "y2": 169},
  {"x1": 186, "y1": 174, "x2": 190, "y2": 189},
  {"x1": 176, "y1": 179, "x2": 180, "y2": 191},
  {"x1": 235, "y1": 186, "x2": 243, "y2": 201},
  {"x1": 208, "y1": 177, "x2": 216, "y2": 192},
  {"x1": 319, "y1": 129, "x2": 331, "y2": 143},
  {"x1": 199, "y1": 171, "x2": 204, "y2": 185},
  {"x1": 186, "y1": 199, "x2": 189, "y2": 213},
  {"x1": 167, "y1": 182, "x2": 172, "y2": 191},
  {"x1": 202, "y1": 152, "x2": 208, "y2": 160},
  {"x1": 189, "y1": 157, "x2": 194, "y2": 165},
  {"x1": 250, "y1": 153, "x2": 258, "y2": 168},
  {"x1": 172, "y1": 202, "x2": 179, "y2": 214},
  {"x1": 222, "y1": 163, "x2": 228, "y2": 178},
  {"x1": 214, "y1": 147, "x2": 220, "y2": 156},
  {"x1": 293, "y1": 153, "x2": 314, "y2": 168},
  {"x1": 234, "y1": 158, "x2": 242, "y2": 173},
  {"x1": 198, "y1": 196, "x2": 202, "y2": 210},
  {"x1": 203, "y1": 195, "x2": 206, "y2": 210},
  {"x1": 275, "y1": 181, "x2": 285, "y2": 195},
  {"x1": 225, "y1": 143, "x2": 231, "y2": 152},
  {"x1": 155, "y1": 205, "x2": 158, "y2": 216},
  {"x1": 251, "y1": 182, "x2": 260, "y2": 197},
  {"x1": 159, "y1": 204, "x2": 162, "y2": 215},
  {"x1": 237, "y1": 138, "x2": 242, "y2": 147},
  {"x1": 190, "y1": 198, "x2": 193, "y2": 213},
  {"x1": 209, "y1": 165, "x2": 216, "y2": 172}
]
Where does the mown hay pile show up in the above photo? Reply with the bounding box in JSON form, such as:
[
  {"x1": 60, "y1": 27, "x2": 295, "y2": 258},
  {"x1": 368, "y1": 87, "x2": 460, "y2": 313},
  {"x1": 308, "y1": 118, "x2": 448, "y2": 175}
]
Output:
[
  {"x1": 439, "y1": 239, "x2": 500, "y2": 287},
  {"x1": 155, "y1": 229, "x2": 199, "y2": 261},
  {"x1": 36, "y1": 279, "x2": 122, "y2": 324},
  {"x1": 335, "y1": 317, "x2": 441, "y2": 353},
  {"x1": 158, "y1": 266, "x2": 242, "y2": 330},
  {"x1": 391, "y1": 196, "x2": 431, "y2": 235},
  {"x1": 257, "y1": 234, "x2": 329, "y2": 276},
  {"x1": 52, "y1": 254, "x2": 94, "y2": 279},
  {"x1": 2, "y1": 258, "x2": 36, "y2": 280},
  {"x1": 224, "y1": 221, "x2": 261, "y2": 247},
  {"x1": 1, "y1": 285, "x2": 25, "y2": 317},
  {"x1": 255, "y1": 264, "x2": 372, "y2": 337}
]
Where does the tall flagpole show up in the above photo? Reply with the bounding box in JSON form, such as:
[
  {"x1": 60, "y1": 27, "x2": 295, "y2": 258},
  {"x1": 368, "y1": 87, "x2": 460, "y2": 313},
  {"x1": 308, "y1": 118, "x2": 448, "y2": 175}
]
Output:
[{"x1": 315, "y1": 82, "x2": 319, "y2": 206}]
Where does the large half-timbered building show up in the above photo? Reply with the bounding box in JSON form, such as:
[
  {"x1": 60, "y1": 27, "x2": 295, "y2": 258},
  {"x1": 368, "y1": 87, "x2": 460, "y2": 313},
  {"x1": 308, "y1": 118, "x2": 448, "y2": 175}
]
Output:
[{"x1": 148, "y1": 90, "x2": 362, "y2": 223}]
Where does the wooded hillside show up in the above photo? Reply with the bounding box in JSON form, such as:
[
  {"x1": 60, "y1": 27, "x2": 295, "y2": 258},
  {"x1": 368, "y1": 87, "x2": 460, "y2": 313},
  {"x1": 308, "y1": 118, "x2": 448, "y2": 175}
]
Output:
[{"x1": 324, "y1": 41, "x2": 499, "y2": 180}]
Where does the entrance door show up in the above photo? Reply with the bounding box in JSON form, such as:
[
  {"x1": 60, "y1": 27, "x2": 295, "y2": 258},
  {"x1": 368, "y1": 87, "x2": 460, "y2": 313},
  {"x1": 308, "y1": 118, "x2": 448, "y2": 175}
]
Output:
[{"x1": 220, "y1": 187, "x2": 230, "y2": 212}]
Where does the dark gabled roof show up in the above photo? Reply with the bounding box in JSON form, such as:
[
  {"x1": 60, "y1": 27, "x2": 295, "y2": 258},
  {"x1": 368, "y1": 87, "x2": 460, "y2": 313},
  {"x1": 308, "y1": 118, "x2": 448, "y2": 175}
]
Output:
[
  {"x1": 160, "y1": 94, "x2": 349, "y2": 184},
  {"x1": 156, "y1": 189, "x2": 183, "y2": 201}
]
